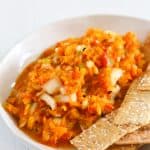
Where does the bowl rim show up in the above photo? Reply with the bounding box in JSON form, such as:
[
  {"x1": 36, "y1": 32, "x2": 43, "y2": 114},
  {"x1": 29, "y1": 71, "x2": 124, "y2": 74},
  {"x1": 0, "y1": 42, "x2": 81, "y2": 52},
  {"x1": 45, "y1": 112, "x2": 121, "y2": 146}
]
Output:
[
  {"x1": 0, "y1": 13, "x2": 150, "y2": 64},
  {"x1": 0, "y1": 14, "x2": 150, "y2": 150}
]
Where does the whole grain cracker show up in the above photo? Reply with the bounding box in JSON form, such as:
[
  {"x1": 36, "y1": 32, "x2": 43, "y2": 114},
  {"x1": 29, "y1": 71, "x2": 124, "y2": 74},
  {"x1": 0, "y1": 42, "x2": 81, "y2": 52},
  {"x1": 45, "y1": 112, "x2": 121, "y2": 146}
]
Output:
[{"x1": 71, "y1": 72, "x2": 150, "y2": 150}]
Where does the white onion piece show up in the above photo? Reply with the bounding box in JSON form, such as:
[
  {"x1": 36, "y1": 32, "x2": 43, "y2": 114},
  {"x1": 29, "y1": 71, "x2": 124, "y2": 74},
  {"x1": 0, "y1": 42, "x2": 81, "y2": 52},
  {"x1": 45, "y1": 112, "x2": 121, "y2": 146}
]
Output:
[
  {"x1": 111, "y1": 68, "x2": 123, "y2": 85},
  {"x1": 43, "y1": 78, "x2": 61, "y2": 94},
  {"x1": 111, "y1": 85, "x2": 120, "y2": 100},
  {"x1": 70, "y1": 93, "x2": 77, "y2": 102},
  {"x1": 76, "y1": 45, "x2": 86, "y2": 52},
  {"x1": 40, "y1": 93, "x2": 56, "y2": 110},
  {"x1": 82, "y1": 99, "x2": 89, "y2": 109},
  {"x1": 86, "y1": 60, "x2": 94, "y2": 68},
  {"x1": 30, "y1": 102, "x2": 37, "y2": 114},
  {"x1": 56, "y1": 93, "x2": 77, "y2": 103},
  {"x1": 60, "y1": 87, "x2": 66, "y2": 95}
]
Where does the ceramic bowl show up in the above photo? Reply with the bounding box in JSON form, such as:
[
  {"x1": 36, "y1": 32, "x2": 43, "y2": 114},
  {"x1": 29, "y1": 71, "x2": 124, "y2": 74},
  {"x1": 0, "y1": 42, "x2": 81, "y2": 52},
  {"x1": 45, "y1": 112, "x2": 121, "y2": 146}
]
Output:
[{"x1": 0, "y1": 15, "x2": 150, "y2": 150}]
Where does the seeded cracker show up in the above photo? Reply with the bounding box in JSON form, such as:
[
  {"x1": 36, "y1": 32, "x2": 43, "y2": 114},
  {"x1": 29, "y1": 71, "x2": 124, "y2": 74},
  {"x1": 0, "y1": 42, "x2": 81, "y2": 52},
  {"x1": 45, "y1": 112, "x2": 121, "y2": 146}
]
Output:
[
  {"x1": 71, "y1": 72, "x2": 150, "y2": 150},
  {"x1": 115, "y1": 67, "x2": 150, "y2": 145},
  {"x1": 137, "y1": 67, "x2": 150, "y2": 91},
  {"x1": 114, "y1": 76, "x2": 150, "y2": 125}
]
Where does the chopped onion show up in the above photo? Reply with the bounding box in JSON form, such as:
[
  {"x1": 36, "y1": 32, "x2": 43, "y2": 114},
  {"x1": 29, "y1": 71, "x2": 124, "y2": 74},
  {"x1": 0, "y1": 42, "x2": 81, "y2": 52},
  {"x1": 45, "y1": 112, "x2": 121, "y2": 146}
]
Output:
[
  {"x1": 55, "y1": 93, "x2": 77, "y2": 103},
  {"x1": 86, "y1": 60, "x2": 94, "y2": 68},
  {"x1": 111, "y1": 85, "x2": 120, "y2": 100},
  {"x1": 76, "y1": 45, "x2": 86, "y2": 52},
  {"x1": 19, "y1": 118, "x2": 27, "y2": 128},
  {"x1": 111, "y1": 68, "x2": 123, "y2": 85},
  {"x1": 82, "y1": 99, "x2": 89, "y2": 109},
  {"x1": 55, "y1": 47, "x2": 59, "y2": 52},
  {"x1": 30, "y1": 102, "x2": 37, "y2": 114},
  {"x1": 60, "y1": 87, "x2": 66, "y2": 95},
  {"x1": 40, "y1": 93, "x2": 56, "y2": 110},
  {"x1": 43, "y1": 78, "x2": 61, "y2": 94},
  {"x1": 80, "y1": 124, "x2": 86, "y2": 131},
  {"x1": 70, "y1": 93, "x2": 77, "y2": 102}
]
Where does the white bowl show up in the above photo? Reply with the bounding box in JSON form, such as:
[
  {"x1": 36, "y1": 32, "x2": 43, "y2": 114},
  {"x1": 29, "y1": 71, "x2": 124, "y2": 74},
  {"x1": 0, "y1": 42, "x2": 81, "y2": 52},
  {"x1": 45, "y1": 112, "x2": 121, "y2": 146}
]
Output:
[{"x1": 0, "y1": 15, "x2": 150, "y2": 150}]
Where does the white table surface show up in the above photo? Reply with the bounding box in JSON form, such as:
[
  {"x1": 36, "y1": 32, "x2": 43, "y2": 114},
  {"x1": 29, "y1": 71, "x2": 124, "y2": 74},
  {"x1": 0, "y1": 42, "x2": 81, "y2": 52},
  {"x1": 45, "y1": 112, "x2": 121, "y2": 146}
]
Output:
[{"x1": 0, "y1": 0, "x2": 150, "y2": 149}]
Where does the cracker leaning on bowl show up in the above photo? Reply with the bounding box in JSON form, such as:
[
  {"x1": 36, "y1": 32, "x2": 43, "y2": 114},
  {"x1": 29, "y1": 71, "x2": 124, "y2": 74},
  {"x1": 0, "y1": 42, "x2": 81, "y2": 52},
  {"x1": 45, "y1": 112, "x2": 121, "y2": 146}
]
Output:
[{"x1": 71, "y1": 68, "x2": 150, "y2": 150}]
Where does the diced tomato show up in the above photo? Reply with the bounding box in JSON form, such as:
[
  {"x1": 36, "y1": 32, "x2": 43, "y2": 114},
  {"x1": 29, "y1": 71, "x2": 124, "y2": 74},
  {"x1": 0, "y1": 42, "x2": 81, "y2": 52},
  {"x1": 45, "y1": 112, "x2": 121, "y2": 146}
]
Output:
[
  {"x1": 103, "y1": 103, "x2": 114, "y2": 113},
  {"x1": 58, "y1": 48, "x2": 64, "y2": 55},
  {"x1": 87, "y1": 105, "x2": 97, "y2": 115},
  {"x1": 101, "y1": 53, "x2": 108, "y2": 67},
  {"x1": 5, "y1": 103, "x2": 19, "y2": 115},
  {"x1": 60, "y1": 131, "x2": 73, "y2": 142},
  {"x1": 71, "y1": 70, "x2": 80, "y2": 79}
]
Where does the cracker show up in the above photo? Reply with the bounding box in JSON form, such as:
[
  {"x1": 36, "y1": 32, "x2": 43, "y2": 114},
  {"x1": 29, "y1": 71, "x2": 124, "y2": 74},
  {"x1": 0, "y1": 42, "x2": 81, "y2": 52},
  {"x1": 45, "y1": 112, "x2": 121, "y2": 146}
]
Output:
[
  {"x1": 114, "y1": 78, "x2": 150, "y2": 125},
  {"x1": 137, "y1": 71, "x2": 150, "y2": 91},
  {"x1": 70, "y1": 110, "x2": 140, "y2": 150},
  {"x1": 71, "y1": 72, "x2": 150, "y2": 150}
]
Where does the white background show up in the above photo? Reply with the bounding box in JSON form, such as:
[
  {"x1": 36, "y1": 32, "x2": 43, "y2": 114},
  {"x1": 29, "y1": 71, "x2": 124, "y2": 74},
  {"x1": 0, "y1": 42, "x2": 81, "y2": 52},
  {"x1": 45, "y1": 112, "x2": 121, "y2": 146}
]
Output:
[{"x1": 0, "y1": 0, "x2": 150, "y2": 149}]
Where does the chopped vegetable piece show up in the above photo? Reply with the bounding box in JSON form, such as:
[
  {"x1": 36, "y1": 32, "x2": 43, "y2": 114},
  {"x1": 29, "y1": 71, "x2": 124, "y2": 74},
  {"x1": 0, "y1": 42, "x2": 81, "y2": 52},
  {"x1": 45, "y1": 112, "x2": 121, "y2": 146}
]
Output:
[
  {"x1": 40, "y1": 93, "x2": 56, "y2": 110},
  {"x1": 43, "y1": 78, "x2": 61, "y2": 94},
  {"x1": 111, "y1": 68, "x2": 123, "y2": 85},
  {"x1": 4, "y1": 28, "x2": 145, "y2": 147}
]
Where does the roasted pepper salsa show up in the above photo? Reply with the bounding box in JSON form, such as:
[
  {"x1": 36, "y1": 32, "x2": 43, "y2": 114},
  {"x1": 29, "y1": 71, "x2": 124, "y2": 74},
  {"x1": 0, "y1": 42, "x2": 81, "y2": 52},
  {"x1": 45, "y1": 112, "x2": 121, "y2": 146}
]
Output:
[{"x1": 4, "y1": 28, "x2": 145, "y2": 147}]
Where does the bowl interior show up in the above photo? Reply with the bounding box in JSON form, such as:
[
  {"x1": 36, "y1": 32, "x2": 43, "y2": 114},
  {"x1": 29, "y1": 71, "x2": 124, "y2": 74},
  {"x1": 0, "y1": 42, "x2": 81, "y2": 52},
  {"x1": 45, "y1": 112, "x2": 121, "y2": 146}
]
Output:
[{"x1": 0, "y1": 15, "x2": 150, "y2": 150}]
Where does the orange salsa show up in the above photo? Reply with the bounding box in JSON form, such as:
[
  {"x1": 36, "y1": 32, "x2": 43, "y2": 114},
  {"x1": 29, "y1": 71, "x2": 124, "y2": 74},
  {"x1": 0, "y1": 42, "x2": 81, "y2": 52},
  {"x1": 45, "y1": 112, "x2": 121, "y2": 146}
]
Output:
[{"x1": 4, "y1": 28, "x2": 145, "y2": 146}]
